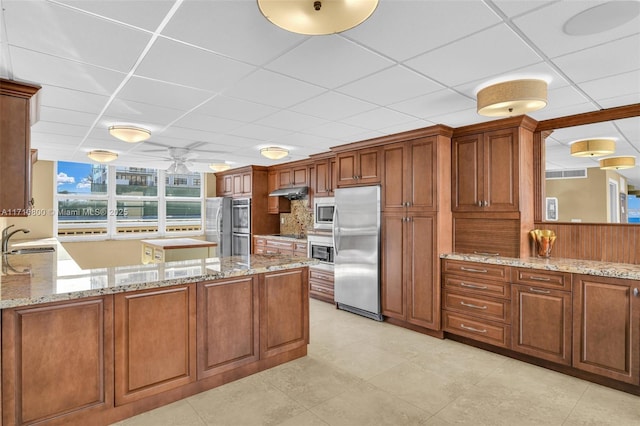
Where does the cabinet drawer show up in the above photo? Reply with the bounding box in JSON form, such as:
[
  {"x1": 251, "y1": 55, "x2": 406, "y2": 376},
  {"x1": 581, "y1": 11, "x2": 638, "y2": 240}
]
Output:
[
  {"x1": 266, "y1": 240, "x2": 294, "y2": 250},
  {"x1": 310, "y1": 280, "x2": 334, "y2": 295},
  {"x1": 444, "y1": 290, "x2": 510, "y2": 323},
  {"x1": 309, "y1": 268, "x2": 334, "y2": 283},
  {"x1": 294, "y1": 242, "x2": 307, "y2": 252},
  {"x1": 443, "y1": 311, "x2": 511, "y2": 348},
  {"x1": 443, "y1": 275, "x2": 510, "y2": 299},
  {"x1": 513, "y1": 268, "x2": 571, "y2": 291},
  {"x1": 254, "y1": 238, "x2": 266, "y2": 246},
  {"x1": 443, "y1": 260, "x2": 509, "y2": 282}
]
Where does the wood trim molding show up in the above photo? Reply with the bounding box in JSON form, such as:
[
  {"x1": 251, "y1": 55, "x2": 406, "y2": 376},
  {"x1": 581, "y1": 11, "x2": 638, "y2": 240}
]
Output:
[{"x1": 536, "y1": 103, "x2": 640, "y2": 132}]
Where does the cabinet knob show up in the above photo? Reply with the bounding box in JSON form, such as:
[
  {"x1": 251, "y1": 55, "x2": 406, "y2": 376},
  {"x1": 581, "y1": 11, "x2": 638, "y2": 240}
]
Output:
[
  {"x1": 477, "y1": 201, "x2": 482, "y2": 207},
  {"x1": 634, "y1": 288, "x2": 639, "y2": 297}
]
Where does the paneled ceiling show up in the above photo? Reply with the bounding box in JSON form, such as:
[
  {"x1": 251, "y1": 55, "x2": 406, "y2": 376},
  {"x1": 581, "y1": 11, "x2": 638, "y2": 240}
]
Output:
[{"x1": 1, "y1": 0, "x2": 639, "y2": 183}]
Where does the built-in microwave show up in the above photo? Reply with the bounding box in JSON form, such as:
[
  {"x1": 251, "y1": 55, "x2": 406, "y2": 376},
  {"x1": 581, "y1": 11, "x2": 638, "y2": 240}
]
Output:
[
  {"x1": 307, "y1": 234, "x2": 334, "y2": 264},
  {"x1": 313, "y1": 197, "x2": 335, "y2": 230}
]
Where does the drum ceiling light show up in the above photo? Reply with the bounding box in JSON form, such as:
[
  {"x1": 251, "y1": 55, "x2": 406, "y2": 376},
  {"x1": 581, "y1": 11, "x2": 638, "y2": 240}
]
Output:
[
  {"x1": 599, "y1": 156, "x2": 636, "y2": 170},
  {"x1": 261, "y1": 146, "x2": 289, "y2": 160},
  {"x1": 477, "y1": 79, "x2": 547, "y2": 117},
  {"x1": 257, "y1": 0, "x2": 379, "y2": 35},
  {"x1": 87, "y1": 150, "x2": 118, "y2": 163},
  {"x1": 108, "y1": 125, "x2": 151, "y2": 143},
  {"x1": 209, "y1": 163, "x2": 231, "y2": 172},
  {"x1": 570, "y1": 139, "x2": 616, "y2": 157}
]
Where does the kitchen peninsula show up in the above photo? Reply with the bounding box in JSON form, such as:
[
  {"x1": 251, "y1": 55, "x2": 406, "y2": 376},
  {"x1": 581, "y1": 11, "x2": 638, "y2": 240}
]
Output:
[{"x1": 0, "y1": 244, "x2": 316, "y2": 426}]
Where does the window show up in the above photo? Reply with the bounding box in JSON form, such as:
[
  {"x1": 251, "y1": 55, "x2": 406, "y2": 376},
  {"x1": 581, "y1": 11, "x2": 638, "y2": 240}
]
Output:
[{"x1": 57, "y1": 162, "x2": 203, "y2": 239}]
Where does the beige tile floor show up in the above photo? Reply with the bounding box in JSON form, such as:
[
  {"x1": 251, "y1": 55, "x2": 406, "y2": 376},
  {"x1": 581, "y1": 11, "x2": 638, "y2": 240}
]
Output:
[{"x1": 114, "y1": 298, "x2": 640, "y2": 426}]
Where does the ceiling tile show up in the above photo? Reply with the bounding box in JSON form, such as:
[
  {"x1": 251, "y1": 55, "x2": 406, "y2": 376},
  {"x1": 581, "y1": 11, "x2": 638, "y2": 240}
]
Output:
[
  {"x1": 117, "y1": 76, "x2": 214, "y2": 111},
  {"x1": 4, "y1": 0, "x2": 150, "y2": 72},
  {"x1": 103, "y1": 99, "x2": 186, "y2": 128},
  {"x1": 290, "y1": 91, "x2": 377, "y2": 121},
  {"x1": 492, "y1": 0, "x2": 555, "y2": 18},
  {"x1": 342, "y1": 107, "x2": 420, "y2": 131},
  {"x1": 38, "y1": 105, "x2": 97, "y2": 126},
  {"x1": 302, "y1": 121, "x2": 370, "y2": 141},
  {"x1": 266, "y1": 36, "x2": 394, "y2": 89},
  {"x1": 57, "y1": 0, "x2": 174, "y2": 31},
  {"x1": 405, "y1": 24, "x2": 543, "y2": 87},
  {"x1": 229, "y1": 123, "x2": 292, "y2": 141},
  {"x1": 134, "y1": 37, "x2": 256, "y2": 91},
  {"x1": 172, "y1": 112, "x2": 243, "y2": 134},
  {"x1": 38, "y1": 85, "x2": 109, "y2": 114},
  {"x1": 389, "y1": 89, "x2": 476, "y2": 120},
  {"x1": 194, "y1": 96, "x2": 279, "y2": 122},
  {"x1": 255, "y1": 110, "x2": 328, "y2": 133},
  {"x1": 579, "y1": 70, "x2": 640, "y2": 105}
]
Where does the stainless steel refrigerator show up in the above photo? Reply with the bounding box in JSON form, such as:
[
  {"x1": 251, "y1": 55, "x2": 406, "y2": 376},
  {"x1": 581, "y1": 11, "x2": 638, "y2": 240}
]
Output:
[
  {"x1": 333, "y1": 185, "x2": 382, "y2": 321},
  {"x1": 205, "y1": 197, "x2": 232, "y2": 257}
]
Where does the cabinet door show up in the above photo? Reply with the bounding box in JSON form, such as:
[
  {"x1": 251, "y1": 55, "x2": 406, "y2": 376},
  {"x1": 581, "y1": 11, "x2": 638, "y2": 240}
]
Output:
[
  {"x1": 241, "y1": 172, "x2": 252, "y2": 196},
  {"x1": 314, "y1": 160, "x2": 331, "y2": 197},
  {"x1": 292, "y1": 166, "x2": 308, "y2": 186},
  {"x1": 336, "y1": 152, "x2": 357, "y2": 186},
  {"x1": 408, "y1": 137, "x2": 436, "y2": 211},
  {"x1": 115, "y1": 285, "x2": 196, "y2": 405},
  {"x1": 381, "y1": 212, "x2": 406, "y2": 320},
  {"x1": 452, "y1": 133, "x2": 482, "y2": 211},
  {"x1": 2, "y1": 297, "x2": 113, "y2": 425},
  {"x1": 260, "y1": 269, "x2": 309, "y2": 358},
  {"x1": 483, "y1": 128, "x2": 517, "y2": 211},
  {"x1": 197, "y1": 277, "x2": 259, "y2": 379},
  {"x1": 357, "y1": 147, "x2": 381, "y2": 184},
  {"x1": 512, "y1": 284, "x2": 572, "y2": 365},
  {"x1": 406, "y1": 213, "x2": 438, "y2": 329},
  {"x1": 382, "y1": 143, "x2": 406, "y2": 211},
  {"x1": 268, "y1": 171, "x2": 290, "y2": 214},
  {"x1": 233, "y1": 174, "x2": 243, "y2": 195},
  {"x1": 573, "y1": 275, "x2": 640, "y2": 385},
  {"x1": 278, "y1": 169, "x2": 292, "y2": 188}
]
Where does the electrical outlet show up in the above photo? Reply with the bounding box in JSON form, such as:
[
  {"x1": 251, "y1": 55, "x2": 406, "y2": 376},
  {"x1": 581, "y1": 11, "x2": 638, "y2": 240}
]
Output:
[{"x1": 281, "y1": 217, "x2": 285, "y2": 224}]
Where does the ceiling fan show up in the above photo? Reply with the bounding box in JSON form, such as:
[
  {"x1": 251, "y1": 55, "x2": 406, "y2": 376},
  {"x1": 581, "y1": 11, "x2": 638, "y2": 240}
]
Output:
[{"x1": 137, "y1": 142, "x2": 228, "y2": 173}]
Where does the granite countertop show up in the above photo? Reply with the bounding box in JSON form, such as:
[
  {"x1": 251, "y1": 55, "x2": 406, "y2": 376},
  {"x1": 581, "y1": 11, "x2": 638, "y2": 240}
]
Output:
[
  {"x1": 441, "y1": 253, "x2": 640, "y2": 281},
  {"x1": 1, "y1": 241, "x2": 317, "y2": 309},
  {"x1": 254, "y1": 234, "x2": 308, "y2": 242}
]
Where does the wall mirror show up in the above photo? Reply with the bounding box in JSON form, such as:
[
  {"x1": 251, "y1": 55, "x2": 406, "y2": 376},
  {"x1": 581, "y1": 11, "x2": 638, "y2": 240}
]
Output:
[{"x1": 537, "y1": 108, "x2": 639, "y2": 224}]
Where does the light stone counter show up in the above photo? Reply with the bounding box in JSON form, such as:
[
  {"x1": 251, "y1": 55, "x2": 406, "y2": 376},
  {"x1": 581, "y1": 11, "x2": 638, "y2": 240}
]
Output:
[
  {"x1": 440, "y1": 253, "x2": 640, "y2": 281},
  {"x1": 1, "y1": 241, "x2": 316, "y2": 309}
]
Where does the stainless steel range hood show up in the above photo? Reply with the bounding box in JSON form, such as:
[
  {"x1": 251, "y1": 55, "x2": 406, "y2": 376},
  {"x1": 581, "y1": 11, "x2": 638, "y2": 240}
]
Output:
[{"x1": 269, "y1": 186, "x2": 308, "y2": 200}]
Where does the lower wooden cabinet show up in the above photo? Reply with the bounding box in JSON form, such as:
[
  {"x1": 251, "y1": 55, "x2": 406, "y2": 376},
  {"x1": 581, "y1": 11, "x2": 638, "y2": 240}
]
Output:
[
  {"x1": 309, "y1": 266, "x2": 334, "y2": 303},
  {"x1": 114, "y1": 284, "x2": 197, "y2": 405},
  {"x1": 2, "y1": 297, "x2": 113, "y2": 425},
  {"x1": 260, "y1": 269, "x2": 309, "y2": 358},
  {"x1": 572, "y1": 274, "x2": 640, "y2": 385},
  {"x1": 197, "y1": 276, "x2": 259, "y2": 379}
]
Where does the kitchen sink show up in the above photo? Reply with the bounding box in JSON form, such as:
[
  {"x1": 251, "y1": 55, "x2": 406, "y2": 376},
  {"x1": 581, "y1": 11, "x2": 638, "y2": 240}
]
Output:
[{"x1": 5, "y1": 246, "x2": 56, "y2": 255}]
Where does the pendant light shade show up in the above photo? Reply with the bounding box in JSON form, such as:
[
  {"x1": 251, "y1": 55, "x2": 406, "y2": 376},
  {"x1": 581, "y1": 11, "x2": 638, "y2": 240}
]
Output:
[
  {"x1": 257, "y1": 0, "x2": 379, "y2": 35},
  {"x1": 477, "y1": 79, "x2": 547, "y2": 117},
  {"x1": 108, "y1": 125, "x2": 151, "y2": 143},
  {"x1": 570, "y1": 139, "x2": 616, "y2": 157},
  {"x1": 87, "y1": 150, "x2": 118, "y2": 163},
  {"x1": 167, "y1": 161, "x2": 190, "y2": 175},
  {"x1": 209, "y1": 163, "x2": 231, "y2": 172},
  {"x1": 599, "y1": 156, "x2": 636, "y2": 170},
  {"x1": 261, "y1": 146, "x2": 289, "y2": 160}
]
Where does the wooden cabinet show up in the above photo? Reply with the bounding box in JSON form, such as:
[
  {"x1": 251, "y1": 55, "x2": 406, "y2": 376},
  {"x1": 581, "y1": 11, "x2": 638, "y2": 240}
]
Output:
[
  {"x1": 0, "y1": 79, "x2": 40, "y2": 216},
  {"x1": 383, "y1": 137, "x2": 437, "y2": 212},
  {"x1": 313, "y1": 156, "x2": 337, "y2": 197},
  {"x1": 233, "y1": 171, "x2": 252, "y2": 197},
  {"x1": 309, "y1": 267, "x2": 334, "y2": 303},
  {"x1": 254, "y1": 236, "x2": 307, "y2": 256},
  {"x1": 442, "y1": 259, "x2": 511, "y2": 348},
  {"x1": 114, "y1": 284, "x2": 196, "y2": 405},
  {"x1": 217, "y1": 174, "x2": 233, "y2": 196},
  {"x1": 2, "y1": 297, "x2": 113, "y2": 425},
  {"x1": 511, "y1": 269, "x2": 572, "y2": 365},
  {"x1": 215, "y1": 167, "x2": 254, "y2": 198},
  {"x1": 260, "y1": 269, "x2": 309, "y2": 358},
  {"x1": 382, "y1": 212, "x2": 440, "y2": 329},
  {"x1": 452, "y1": 128, "x2": 519, "y2": 212},
  {"x1": 572, "y1": 274, "x2": 640, "y2": 385},
  {"x1": 336, "y1": 146, "x2": 381, "y2": 187},
  {"x1": 267, "y1": 170, "x2": 291, "y2": 214},
  {"x1": 197, "y1": 276, "x2": 259, "y2": 379},
  {"x1": 277, "y1": 165, "x2": 308, "y2": 188}
]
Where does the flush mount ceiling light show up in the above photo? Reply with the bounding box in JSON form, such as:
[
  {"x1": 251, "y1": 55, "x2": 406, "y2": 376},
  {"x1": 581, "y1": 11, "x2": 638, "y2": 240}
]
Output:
[
  {"x1": 260, "y1": 146, "x2": 289, "y2": 160},
  {"x1": 209, "y1": 163, "x2": 231, "y2": 172},
  {"x1": 108, "y1": 125, "x2": 151, "y2": 143},
  {"x1": 257, "y1": 0, "x2": 379, "y2": 35},
  {"x1": 87, "y1": 150, "x2": 118, "y2": 163},
  {"x1": 599, "y1": 156, "x2": 636, "y2": 170},
  {"x1": 570, "y1": 139, "x2": 616, "y2": 157},
  {"x1": 477, "y1": 79, "x2": 548, "y2": 117}
]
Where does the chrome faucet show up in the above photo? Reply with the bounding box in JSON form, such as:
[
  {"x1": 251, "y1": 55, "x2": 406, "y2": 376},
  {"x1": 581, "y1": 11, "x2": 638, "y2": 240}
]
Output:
[{"x1": 2, "y1": 225, "x2": 30, "y2": 253}]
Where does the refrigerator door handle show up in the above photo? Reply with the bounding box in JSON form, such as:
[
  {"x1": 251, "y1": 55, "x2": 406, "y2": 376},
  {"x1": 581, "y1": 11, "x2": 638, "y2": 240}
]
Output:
[
  {"x1": 215, "y1": 205, "x2": 223, "y2": 242},
  {"x1": 332, "y1": 208, "x2": 340, "y2": 255}
]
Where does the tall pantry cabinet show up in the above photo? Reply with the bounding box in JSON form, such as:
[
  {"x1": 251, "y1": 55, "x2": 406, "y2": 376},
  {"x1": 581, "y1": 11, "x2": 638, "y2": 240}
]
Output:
[{"x1": 380, "y1": 126, "x2": 453, "y2": 334}]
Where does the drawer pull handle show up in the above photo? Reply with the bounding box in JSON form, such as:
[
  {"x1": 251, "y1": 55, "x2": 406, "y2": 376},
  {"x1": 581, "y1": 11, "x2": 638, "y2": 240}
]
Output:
[
  {"x1": 633, "y1": 288, "x2": 639, "y2": 297},
  {"x1": 529, "y1": 287, "x2": 551, "y2": 294},
  {"x1": 460, "y1": 267, "x2": 488, "y2": 273},
  {"x1": 460, "y1": 301, "x2": 488, "y2": 310},
  {"x1": 460, "y1": 282, "x2": 488, "y2": 290},
  {"x1": 529, "y1": 276, "x2": 551, "y2": 282},
  {"x1": 460, "y1": 324, "x2": 487, "y2": 333},
  {"x1": 473, "y1": 251, "x2": 500, "y2": 257}
]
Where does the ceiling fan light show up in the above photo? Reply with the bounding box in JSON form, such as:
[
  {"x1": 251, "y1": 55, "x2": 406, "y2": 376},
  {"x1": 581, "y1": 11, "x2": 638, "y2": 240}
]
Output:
[
  {"x1": 108, "y1": 125, "x2": 151, "y2": 143},
  {"x1": 209, "y1": 163, "x2": 231, "y2": 172},
  {"x1": 260, "y1": 146, "x2": 289, "y2": 160},
  {"x1": 87, "y1": 150, "x2": 118, "y2": 163},
  {"x1": 570, "y1": 139, "x2": 616, "y2": 157},
  {"x1": 477, "y1": 79, "x2": 547, "y2": 117},
  {"x1": 174, "y1": 162, "x2": 190, "y2": 174},
  {"x1": 599, "y1": 156, "x2": 636, "y2": 170},
  {"x1": 257, "y1": 0, "x2": 379, "y2": 35}
]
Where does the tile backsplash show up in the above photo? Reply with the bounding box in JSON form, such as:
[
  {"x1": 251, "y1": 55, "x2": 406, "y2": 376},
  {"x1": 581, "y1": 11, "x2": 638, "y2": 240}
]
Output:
[{"x1": 280, "y1": 199, "x2": 313, "y2": 237}]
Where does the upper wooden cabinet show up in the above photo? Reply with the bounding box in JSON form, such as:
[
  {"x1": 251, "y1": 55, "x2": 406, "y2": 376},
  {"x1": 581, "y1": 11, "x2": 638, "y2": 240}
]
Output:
[
  {"x1": 452, "y1": 128, "x2": 519, "y2": 212},
  {"x1": 383, "y1": 137, "x2": 437, "y2": 212},
  {"x1": 277, "y1": 165, "x2": 308, "y2": 188},
  {"x1": 313, "y1": 156, "x2": 336, "y2": 197},
  {"x1": 335, "y1": 146, "x2": 381, "y2": 187},
  {"x1": 0, "y1": 79, "x2": 40, "y2": 216},
  {"x1": 267, "y1": 170, "x2": 290, "y2": 214},
  {"x1": 216, "y1": 167, "x2": 252, "y2": 198}
]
